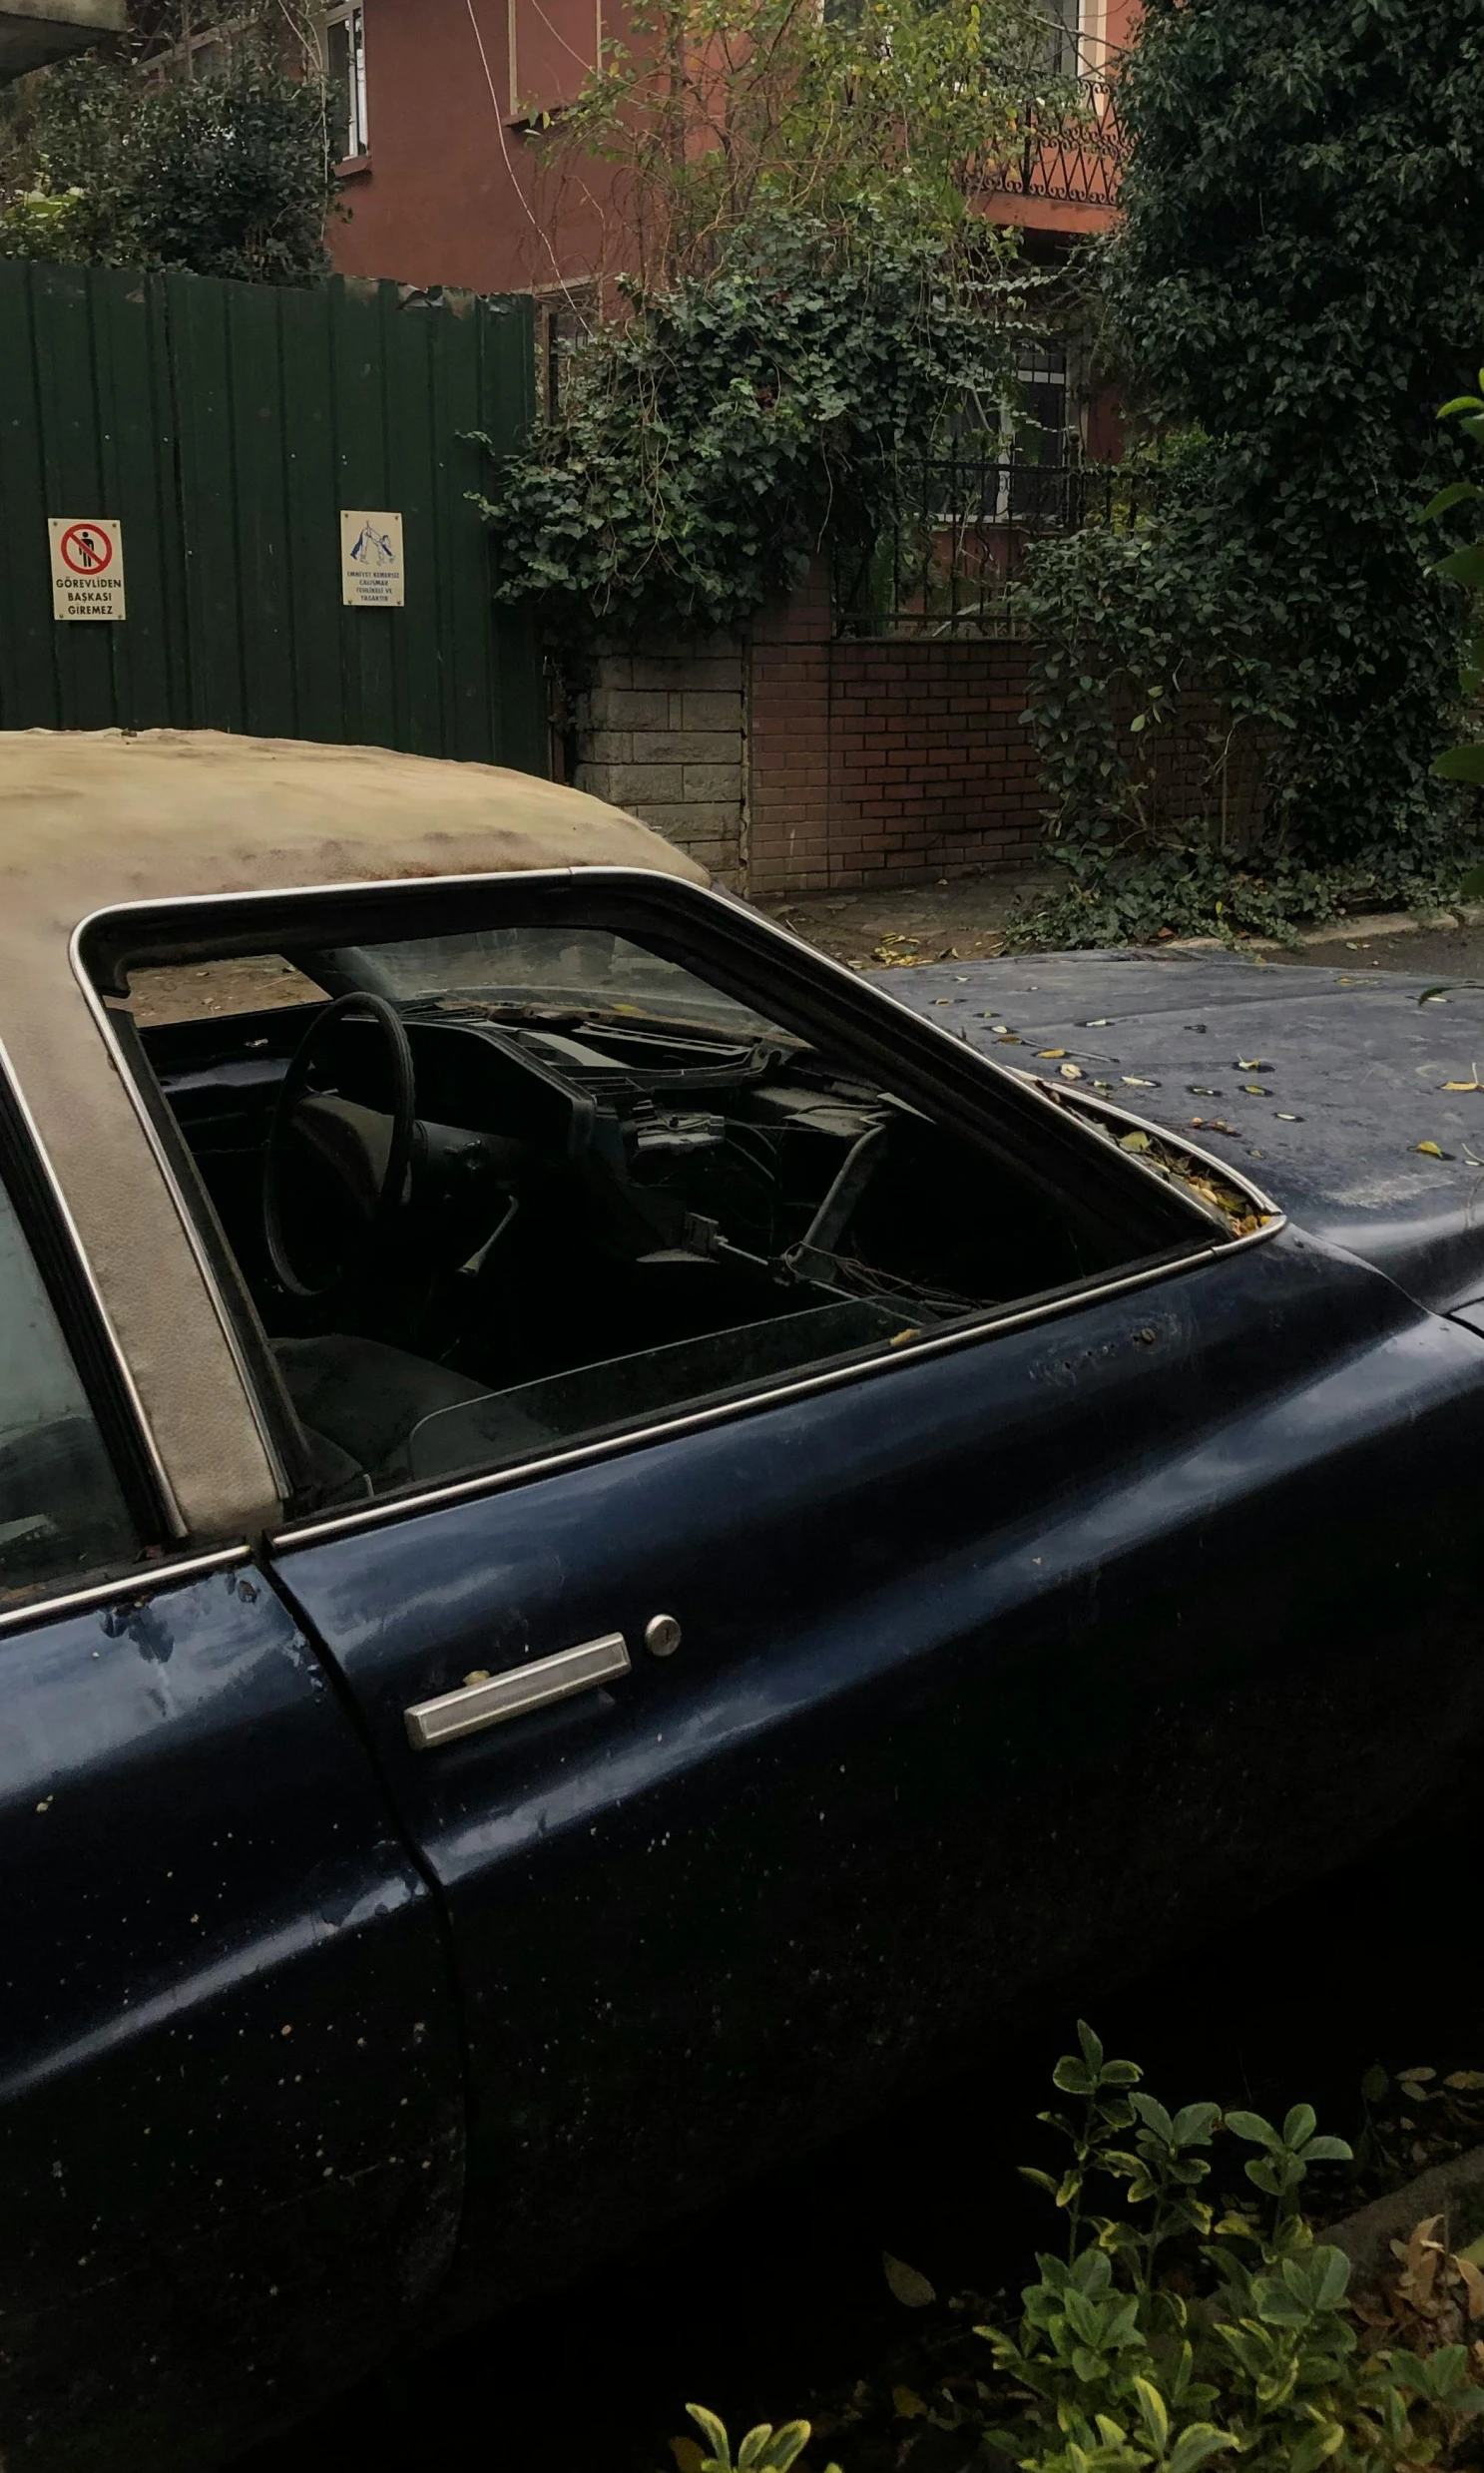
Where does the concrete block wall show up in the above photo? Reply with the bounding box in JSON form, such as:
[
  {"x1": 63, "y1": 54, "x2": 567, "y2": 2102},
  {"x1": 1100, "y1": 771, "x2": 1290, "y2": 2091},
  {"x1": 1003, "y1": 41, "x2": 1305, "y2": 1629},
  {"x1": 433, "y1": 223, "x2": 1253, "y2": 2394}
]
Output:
[{"x1": 572, "y1": 642, "x2": 746, "y2": 884}]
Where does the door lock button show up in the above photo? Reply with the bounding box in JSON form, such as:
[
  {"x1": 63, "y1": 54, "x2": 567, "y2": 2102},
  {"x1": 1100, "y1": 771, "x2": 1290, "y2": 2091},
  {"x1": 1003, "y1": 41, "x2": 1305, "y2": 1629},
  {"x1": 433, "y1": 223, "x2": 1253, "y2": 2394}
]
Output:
[{"x1": 644, "y1": 1613, "x2": 683, "y2": 1659}]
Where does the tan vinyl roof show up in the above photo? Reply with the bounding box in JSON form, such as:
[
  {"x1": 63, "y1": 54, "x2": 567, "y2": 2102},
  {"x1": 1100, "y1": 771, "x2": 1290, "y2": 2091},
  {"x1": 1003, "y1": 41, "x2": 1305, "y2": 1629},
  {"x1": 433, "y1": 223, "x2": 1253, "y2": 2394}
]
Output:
[{"x1": 0, "y1": 731, "x2": 710, "y2": 1547}]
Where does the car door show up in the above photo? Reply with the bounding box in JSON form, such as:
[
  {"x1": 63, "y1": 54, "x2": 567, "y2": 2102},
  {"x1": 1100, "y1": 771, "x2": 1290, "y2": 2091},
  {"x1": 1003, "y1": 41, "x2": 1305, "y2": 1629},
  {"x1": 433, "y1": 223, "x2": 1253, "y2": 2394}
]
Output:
[
  {"x1": 0, "y1": 1075, "x2": 463, "y2": 2473},
  {"x1": 270, "y1": 1177, "x2": 1484, "y2": 2312}
]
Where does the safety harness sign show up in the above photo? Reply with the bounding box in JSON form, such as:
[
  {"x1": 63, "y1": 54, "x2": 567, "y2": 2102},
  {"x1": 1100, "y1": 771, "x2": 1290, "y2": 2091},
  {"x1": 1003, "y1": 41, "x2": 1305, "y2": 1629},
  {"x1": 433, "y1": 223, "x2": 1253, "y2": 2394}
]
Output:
[
  {"x1": 49, "y1": 519, "x2": 127, "y2": 622},
  {"x1": 339, "y1": 510, "x2": 405, "y2": 608}
]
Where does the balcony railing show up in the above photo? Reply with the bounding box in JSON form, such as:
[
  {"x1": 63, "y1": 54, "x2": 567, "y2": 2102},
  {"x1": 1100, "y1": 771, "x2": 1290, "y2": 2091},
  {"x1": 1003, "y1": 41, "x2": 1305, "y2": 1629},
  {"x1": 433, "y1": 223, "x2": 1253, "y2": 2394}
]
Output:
[
  {"x1": 834, "y1": 453, "x2": 1152, "y2": 639},
  {"x1": 985, "y1": 67, "x2": 1128, "y2": 210}
]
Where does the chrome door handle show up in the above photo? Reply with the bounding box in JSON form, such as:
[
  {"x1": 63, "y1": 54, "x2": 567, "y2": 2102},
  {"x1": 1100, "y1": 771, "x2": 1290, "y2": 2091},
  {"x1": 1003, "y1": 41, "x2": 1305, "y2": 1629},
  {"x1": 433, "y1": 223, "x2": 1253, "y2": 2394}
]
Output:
[{"x1": 404, "y1": 1632, "x2": 631, "y2": 1750}]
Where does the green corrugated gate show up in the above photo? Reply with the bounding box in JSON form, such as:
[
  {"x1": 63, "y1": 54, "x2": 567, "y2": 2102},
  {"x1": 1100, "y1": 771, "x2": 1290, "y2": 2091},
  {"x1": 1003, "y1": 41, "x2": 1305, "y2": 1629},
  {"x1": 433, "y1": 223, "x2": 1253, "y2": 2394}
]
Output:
[{"x1": 0, "y1": 258, "x2": 544, "y2": 771}]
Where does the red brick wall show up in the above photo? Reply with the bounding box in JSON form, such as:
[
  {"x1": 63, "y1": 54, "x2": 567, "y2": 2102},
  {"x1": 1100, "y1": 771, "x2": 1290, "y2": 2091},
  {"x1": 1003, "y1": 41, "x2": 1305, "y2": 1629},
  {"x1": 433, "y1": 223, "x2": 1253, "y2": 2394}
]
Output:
[
  {"x1": 746, "y1": 562, "x2": 1046, "y2": 895},
  {"x1": 568, "y1": 555, "x2": 1270, "y2": 896},
  {"x1": 741, "y1": 559, "x2": 1271, "y2": 896}
]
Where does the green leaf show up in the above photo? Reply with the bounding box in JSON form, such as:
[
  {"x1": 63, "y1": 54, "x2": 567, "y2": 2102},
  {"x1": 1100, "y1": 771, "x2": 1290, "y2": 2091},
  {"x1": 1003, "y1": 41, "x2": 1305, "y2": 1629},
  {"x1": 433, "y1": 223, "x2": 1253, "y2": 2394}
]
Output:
[
  {"x1": 1224, "y1": 2110, "x2": 1281, "y2": 2152},
  {"x1": 1131, "y1": 2094, "x2": 1175, "y2": 2143},
  {"x1": 1436, "y1": 544, "x2": 1484, "y2": 587},
  {"x1": 881, "y1": 2253, "x2": 936, "y2": 2308},
  {"x1": 754, "y1": 2423, "x2": 812, "y2": 2472},
  {"x1": 1422, "y1": 480, "x2": 1484, "y2": 520},
  {"x1": 687, "y1": 2406, "x2": 733, "y2": 2468},
  {"x1": 1131, "y1": 2377, "x2": 1169, "y2": 2451},
  {"x1": 1288, "y1": 2422, "x2": 1345, "y2": 2473},
  {"x1": 1078, "y1": 2021, "x2": 1106, "y2": 2072},
  {"x1": 1166, "y1": 2424, "x2": 1237, "y2": 2473},
  {"x1": 1432, "y1": 743, "x2": 1484, "y2": 781},
  {"x1": 1299, "y1": 2136, "x2": 1352, "y2": 2164},
  {"x1": 1055, "y1": 2059, "x2": 1099, "y2": 2096},
  {"x1": 1438, "y1": 395, "x2": 1484, "y2": 418},
  {"x1": 1281, "y1": 2104, "x2": 1316, "y2": 2150},
  {"x1": 1310, "y1": 2246, "x2": 1351, "y2": 2310}
]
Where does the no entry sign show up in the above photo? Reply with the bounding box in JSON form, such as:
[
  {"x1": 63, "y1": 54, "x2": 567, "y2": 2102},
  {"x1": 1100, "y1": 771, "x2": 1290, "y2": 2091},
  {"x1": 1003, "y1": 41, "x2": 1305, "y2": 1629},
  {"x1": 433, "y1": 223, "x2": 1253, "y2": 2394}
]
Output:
[{"x1": 48, "y1": 518, "x2": 127, "y2": 622}]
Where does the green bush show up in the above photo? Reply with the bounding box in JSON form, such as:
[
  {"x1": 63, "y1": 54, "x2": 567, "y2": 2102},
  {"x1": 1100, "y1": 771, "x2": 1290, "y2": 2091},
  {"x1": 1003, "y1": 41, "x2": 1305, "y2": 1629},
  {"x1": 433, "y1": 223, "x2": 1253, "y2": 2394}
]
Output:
[
  {"x1": 1016, "y1": 0, "x2": 1484, "y2": 925},
  {"x1": 0, "y1": 55, "x2": 338, "y2": 285},
  {"x1": 481, "y1": 210, "x2": 1029, "y2": 642},
  {"x1": 685, "y1": 2028, "x2": 1484, "y2": 2473}
]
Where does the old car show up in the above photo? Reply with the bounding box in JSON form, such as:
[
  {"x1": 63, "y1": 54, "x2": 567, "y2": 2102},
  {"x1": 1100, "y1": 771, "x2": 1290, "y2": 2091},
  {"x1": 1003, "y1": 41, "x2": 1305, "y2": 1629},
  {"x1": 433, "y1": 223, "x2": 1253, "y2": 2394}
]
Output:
[{"x1": 2, "y1": 729, "x2": 1482, "y2": 2470}]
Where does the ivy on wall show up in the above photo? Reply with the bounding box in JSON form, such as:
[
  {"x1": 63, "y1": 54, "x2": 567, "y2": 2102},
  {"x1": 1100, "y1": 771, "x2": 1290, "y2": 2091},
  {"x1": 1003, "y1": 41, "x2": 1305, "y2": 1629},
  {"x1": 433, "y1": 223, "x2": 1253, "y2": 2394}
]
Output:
[
  {"x1": 481, "y1": 0, "x2": 1061, "y2": 644},
  {"x1": 482, "y1": 211, "x2": 1033, "y2": 643}
]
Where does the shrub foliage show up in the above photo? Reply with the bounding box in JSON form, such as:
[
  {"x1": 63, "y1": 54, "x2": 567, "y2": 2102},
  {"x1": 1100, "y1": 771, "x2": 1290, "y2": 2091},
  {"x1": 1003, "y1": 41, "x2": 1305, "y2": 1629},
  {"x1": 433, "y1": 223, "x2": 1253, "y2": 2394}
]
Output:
[
  {"x1": 0, "y1": 51, "x2": 338, "y2": 285},
  {"x1": 1016, "y1": 0, "x2": 1484, "y2": 936}
]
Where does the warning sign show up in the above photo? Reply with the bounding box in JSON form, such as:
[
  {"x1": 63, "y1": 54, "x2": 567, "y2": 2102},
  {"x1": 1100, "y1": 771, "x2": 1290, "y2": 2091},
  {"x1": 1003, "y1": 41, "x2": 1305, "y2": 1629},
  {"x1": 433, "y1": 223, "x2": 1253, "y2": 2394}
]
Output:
[
  {"x1": 339, "y1": 510, "x2": 405, "y2": 609},
  {"x1": 49, "y1": 519, "x2": 127, "y2": 623}
]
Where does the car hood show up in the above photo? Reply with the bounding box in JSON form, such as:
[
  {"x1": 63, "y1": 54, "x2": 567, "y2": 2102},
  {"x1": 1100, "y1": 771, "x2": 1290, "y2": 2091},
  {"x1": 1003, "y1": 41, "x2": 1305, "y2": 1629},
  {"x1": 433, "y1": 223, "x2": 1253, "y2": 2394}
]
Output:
[{"x1": 876, "y1": 947, "x2": 1484, "y2": 1314}]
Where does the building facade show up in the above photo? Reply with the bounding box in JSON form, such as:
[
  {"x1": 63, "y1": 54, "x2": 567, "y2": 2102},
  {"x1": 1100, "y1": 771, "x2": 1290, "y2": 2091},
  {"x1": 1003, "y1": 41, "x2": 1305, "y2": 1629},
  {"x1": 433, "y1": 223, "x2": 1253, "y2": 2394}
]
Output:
[{"x1": 318, "y1": 0, "x2": 1141, "y2": 299}]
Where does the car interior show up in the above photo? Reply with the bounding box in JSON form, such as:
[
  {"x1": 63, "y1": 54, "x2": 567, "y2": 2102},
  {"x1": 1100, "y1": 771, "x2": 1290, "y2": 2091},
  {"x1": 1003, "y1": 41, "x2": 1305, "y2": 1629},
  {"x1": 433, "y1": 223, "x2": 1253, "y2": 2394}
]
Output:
[{"x1": 88, "y1": 895, "x2": 1226, "y2": 1511}]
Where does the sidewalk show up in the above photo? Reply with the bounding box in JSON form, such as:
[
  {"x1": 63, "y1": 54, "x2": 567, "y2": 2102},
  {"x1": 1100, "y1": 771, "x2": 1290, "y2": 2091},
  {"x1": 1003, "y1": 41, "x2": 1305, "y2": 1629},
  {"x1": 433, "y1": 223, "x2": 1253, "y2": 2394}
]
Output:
[
  {"x1": 755, "y1": 871, "x2": 1055, "y2": 968},
  {"x1": 758, "y1": 877, "x2": 1484, "y2": 980}
]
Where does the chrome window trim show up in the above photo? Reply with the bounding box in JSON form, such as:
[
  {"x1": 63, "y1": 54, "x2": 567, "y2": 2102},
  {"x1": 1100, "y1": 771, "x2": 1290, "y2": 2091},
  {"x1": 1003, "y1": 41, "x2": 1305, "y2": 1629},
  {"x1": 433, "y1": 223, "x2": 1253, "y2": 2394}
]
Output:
[
  {"x1": 271, "y1": 1216, "x2": 1283, "y2": 1555},
  {"x1": 0, "y1": 1544, "x2": 251, "y2": 1640},
  {"x1": 69, "y1": 866, "x2": 1284, "y2": 1561},
  {"x1": 0, "y1": 1033, "x2": 187, "y2": 1543},
  {"x1": 68, "y1": 929, "x2": 294, "y2": 1509}
]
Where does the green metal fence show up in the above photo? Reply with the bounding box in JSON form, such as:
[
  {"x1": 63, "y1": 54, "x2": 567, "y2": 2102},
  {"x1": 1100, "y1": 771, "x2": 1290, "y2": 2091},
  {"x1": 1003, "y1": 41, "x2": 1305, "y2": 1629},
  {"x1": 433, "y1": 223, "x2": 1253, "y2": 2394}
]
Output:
[{"x1": 0, "y1": 259, "x2": 544, "y2": 772}]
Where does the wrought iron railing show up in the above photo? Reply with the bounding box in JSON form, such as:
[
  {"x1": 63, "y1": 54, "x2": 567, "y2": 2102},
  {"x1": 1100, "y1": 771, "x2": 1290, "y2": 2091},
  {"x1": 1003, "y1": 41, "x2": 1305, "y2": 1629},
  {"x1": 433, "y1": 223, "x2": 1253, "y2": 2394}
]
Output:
[
  {"x1": 981, "y1": 38, "x2": 1129, "y2": 211},
  {"x1": 834, "y1": 453, "x2": 1152, "y2": 639},
  {"x1": 989, "y1": 77, "x2": 1127, "y2": 207}
]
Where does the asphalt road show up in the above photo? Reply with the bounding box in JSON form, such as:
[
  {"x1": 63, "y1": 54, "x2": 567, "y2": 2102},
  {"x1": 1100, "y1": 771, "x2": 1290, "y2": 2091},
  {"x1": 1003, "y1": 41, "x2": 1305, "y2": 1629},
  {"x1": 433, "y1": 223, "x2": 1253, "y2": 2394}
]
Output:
[{"x1": 1262, "y1": 922, "x2": 1484, "y2": 981}]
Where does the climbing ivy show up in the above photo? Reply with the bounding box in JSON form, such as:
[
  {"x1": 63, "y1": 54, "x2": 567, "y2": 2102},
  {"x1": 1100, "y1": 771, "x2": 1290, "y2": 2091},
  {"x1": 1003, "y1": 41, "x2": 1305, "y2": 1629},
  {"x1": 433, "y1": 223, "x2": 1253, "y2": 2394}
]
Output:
[
  {"x1": 481, "y1": 0, "x2": 1057, "y2": 642},
  {"x1": 482, "y1": 210, "x2": 1033, "y2": 642},
  {"x1": 1016, "y1": 0, "x2": 1484, "y2": 936}
]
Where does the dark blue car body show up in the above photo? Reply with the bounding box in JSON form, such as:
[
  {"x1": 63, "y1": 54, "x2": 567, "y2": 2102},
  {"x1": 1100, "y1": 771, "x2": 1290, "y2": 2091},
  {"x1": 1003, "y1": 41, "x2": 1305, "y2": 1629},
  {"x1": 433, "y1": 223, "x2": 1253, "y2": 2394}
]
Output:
[{"x1": 4, "y1": 836, "x2": 1484, "y2": 2472}]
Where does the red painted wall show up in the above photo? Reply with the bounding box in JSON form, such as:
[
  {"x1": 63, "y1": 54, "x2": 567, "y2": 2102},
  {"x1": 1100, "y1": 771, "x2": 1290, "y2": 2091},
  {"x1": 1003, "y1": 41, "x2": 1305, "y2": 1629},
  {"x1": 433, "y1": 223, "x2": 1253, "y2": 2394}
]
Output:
[
  {"x1": 332, "y1": 0, "x2": 1144, "y2": 295},
  {"x1": 331, "y1": 0, "x2": 617, "y2": 294}
]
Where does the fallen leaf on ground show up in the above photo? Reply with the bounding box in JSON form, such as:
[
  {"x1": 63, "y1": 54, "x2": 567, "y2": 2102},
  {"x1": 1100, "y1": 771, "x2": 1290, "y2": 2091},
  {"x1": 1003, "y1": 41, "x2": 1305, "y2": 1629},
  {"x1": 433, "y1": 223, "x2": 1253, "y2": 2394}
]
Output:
[
  {"x1": 1120, "y1": 1131, "x2": 1152, "y2": 1153},
  {"x1": 1038, "y1": 1049, "x2": 1068, "y2": 1058},
  {"x1": 1060, "y1": 1063, "x2": 1083, "y2": 1080},
  {"x1": 893, "y1": 2388, "x2": 928, "y2": 2419},
  {"x1": 1415, "y1": 1141, "x2": 1449, "y2": 1158}
]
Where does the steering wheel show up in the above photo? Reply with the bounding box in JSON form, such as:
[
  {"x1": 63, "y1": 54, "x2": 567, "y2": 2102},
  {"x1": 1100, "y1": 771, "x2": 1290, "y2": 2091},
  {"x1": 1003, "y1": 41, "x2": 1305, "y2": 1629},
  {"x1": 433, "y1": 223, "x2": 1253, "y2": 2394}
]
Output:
[{"x1": 263, "y1": 993, "x2": 417, "y2": 1299}]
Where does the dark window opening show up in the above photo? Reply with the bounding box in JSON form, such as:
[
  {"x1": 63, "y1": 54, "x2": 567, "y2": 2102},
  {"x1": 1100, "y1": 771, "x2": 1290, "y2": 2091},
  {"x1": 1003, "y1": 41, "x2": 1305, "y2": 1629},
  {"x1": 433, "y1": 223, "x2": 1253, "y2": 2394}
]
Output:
[{"x1": 87, "y1": 885, "x2": 1222, "y2": 1514}]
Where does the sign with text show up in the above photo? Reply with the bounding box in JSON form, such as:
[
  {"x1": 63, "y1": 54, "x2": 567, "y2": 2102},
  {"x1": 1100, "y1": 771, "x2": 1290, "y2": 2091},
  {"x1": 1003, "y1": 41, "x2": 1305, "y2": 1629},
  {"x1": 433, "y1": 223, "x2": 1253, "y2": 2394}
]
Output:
[
  {"x1": 49, "y1": 518, "x2": 127, "y2": 622},
  {"x1": 339, "y1": 510, "x2": 405, "y2": 608}
]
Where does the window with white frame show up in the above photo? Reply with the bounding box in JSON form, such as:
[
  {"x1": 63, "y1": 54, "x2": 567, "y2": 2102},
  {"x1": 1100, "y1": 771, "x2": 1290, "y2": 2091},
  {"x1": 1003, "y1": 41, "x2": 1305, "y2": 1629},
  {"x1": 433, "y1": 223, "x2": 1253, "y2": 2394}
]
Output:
[
  {"x1": 1039, "y1": 0, "x2": 1083, "y2": 75},
  {"x1": 324, "y1": 2, "x2": 369, "y2": 161}
]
